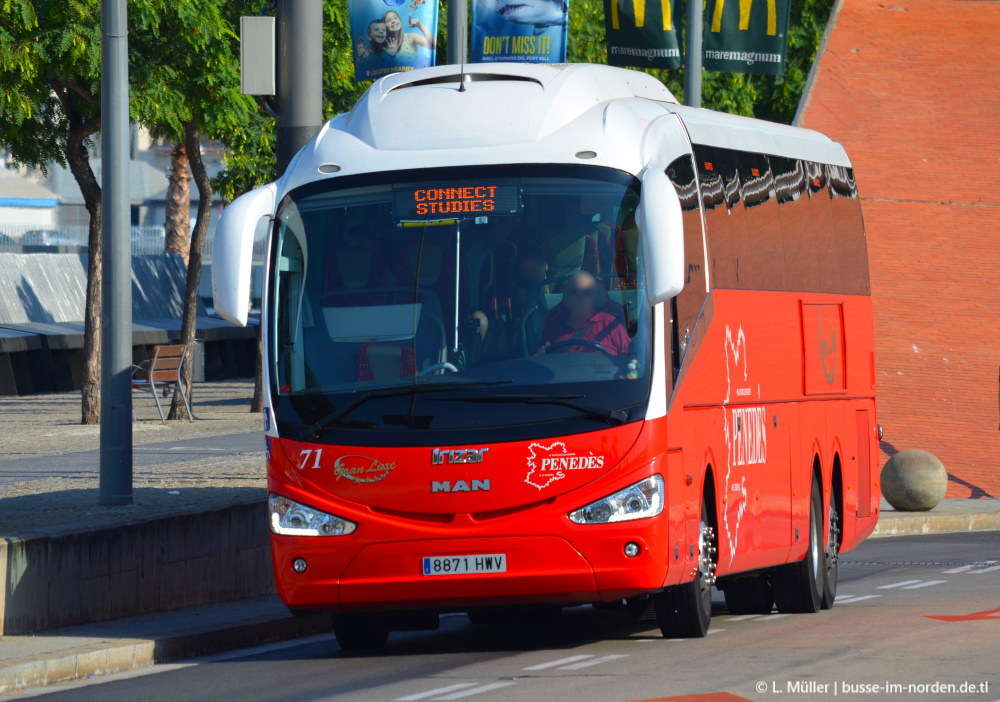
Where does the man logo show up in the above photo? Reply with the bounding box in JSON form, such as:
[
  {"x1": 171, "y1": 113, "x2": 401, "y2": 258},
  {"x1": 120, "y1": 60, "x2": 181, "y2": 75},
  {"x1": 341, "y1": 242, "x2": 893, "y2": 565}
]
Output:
[
  {"x1": 710, "y1": 0, "x2": 777, "y2": 35},
  {"x1": 610, "y1": 0, "x2": 673, "y2": 31},
  {"x1": 431, "y1": 480, "x2": 491, "y2": 493}
]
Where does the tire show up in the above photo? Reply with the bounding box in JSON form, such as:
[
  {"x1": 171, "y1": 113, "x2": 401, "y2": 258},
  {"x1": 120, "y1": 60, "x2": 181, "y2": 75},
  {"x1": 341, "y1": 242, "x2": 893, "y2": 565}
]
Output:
[
  {"x1": 333, "y1": 613, "x2": 389, "y2": 652},
  {"x1": 654, "y1": 496, "x2": 716, "y2": 638},
  {"x1": 723, "y1": 574, "x2": 774, "y2": 615},
  {"x1": 772, "y1": 478, "x2": 824, "y2": 614},
  {"x1": 821, "y1": 497, "x2": 841, "y2": 610}
]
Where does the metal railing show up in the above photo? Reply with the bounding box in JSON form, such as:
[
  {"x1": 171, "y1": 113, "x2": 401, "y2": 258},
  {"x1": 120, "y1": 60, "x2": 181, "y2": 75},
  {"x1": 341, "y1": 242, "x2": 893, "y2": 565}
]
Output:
[{"x1": 0, "y1": 224, "x2": 268, "y2": 262}]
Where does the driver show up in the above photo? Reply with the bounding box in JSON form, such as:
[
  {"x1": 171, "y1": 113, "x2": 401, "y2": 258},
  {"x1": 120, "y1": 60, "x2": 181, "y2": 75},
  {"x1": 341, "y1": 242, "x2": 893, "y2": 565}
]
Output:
[{"x1": 536, "y1": 271, "x2": 630, "y2": 356}]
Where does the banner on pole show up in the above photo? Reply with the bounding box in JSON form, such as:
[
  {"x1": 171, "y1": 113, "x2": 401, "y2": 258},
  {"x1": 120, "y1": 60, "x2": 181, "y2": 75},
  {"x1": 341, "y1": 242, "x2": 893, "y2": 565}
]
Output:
[
  {"x1": 472, "y1": 0, "x2": 568, "y2": 63},
  {"x1": 350, "y1": 0, "x2": 440, "y2": 82},
  {"x1": 703, "y1": 0, "x2": 791, "y2": 75},
  {"x1": 602, "y1": 0, "x2": 682, "y2": 70}
]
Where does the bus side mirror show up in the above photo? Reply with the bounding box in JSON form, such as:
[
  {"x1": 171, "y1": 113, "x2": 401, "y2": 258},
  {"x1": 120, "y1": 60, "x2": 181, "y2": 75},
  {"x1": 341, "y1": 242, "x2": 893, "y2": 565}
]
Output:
[
  {"x1": 637, "y1": 166, "x2": 685, "y2": 306},
  {"x1": 212, "y1": 184, "x2": 276, "y2": 327}
]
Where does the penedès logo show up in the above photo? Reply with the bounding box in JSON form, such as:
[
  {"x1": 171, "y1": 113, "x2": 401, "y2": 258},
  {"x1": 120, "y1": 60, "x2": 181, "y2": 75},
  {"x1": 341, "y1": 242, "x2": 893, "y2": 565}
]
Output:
[
  {"x1": 525, "y1": 442, "x2": 605, "y2": 490},
  {"x1": 333, "y1": 455, "x2": 397, "y2": 484}
]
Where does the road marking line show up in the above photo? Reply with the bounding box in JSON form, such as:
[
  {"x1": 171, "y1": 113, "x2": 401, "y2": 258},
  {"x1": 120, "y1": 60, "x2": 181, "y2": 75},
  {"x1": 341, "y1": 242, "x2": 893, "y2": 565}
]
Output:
[
  {"x1": 902, "y1": 580, "x2": 947, "y2": 589},
  {"x1": 878, "y1": 580, "x2": 923, "y2": 589},
  {"x1": 839, "y1": 595, "x2": 881, "y2": 603},
  {"x1": 969, "y1": 565, "x2": 1000, "y2": 574},
  {"x1": 724, "y1": 614, "x2": 760, "y2": 621},
  {"x1": 943, "y1": 565, "x2": 977, "y2": 573},
  {"x1": 754, "y1": 614, "x2": 789, "y2": 621},
  {"x1": 558, "y1": 654, "x2": 629, "y2": 670},
  {"x1": 396, "y1": 683, "x2": 480, "y2": 701},
  {"x1": 432, "y1": 682, "x2": 517, "y2": 700},
  {"x1": 706, "y1": 628, "x2": 726, "y2": 634},
  {"x1": 396, "y1": 683, "x2": 479, "y2": 702},
  {"x1": 523, "y1": 655, "x2": 593, "y2": 670}
]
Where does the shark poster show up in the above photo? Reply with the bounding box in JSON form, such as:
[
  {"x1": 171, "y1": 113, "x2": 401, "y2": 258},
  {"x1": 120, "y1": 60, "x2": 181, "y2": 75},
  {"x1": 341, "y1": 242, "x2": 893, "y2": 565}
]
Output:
[
  {"x1": 472, "y1": 0, "x2": 568, "y2": 64},
  {"x1": 350, "y1": 0, "x2": 440, "y2": 82},
  {"x1": 602, "y1": 0, "x2": 682, "y2": 70}
]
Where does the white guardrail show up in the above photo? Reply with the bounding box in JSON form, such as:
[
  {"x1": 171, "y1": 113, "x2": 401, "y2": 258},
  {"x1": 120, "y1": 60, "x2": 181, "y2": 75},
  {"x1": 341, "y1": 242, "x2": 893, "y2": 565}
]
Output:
[{"x1": 0, "y1": 224, "x2": 268, "y2": 263}]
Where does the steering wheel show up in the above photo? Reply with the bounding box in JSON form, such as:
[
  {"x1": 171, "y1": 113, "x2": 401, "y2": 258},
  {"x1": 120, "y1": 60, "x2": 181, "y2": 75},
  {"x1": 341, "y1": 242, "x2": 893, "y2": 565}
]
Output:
[
  {"x1": 543, "y1": 340, "x2": 614, "y2": 357},
  {"x1": 416, "y1": 361, "x2": 459, "y2": 377}
]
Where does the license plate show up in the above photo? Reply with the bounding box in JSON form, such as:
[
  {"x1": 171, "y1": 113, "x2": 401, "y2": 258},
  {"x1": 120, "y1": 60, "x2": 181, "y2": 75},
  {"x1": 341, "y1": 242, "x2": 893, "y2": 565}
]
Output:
[{"x1": 422, "y1": 554, "x2": 506, "y2": 576}]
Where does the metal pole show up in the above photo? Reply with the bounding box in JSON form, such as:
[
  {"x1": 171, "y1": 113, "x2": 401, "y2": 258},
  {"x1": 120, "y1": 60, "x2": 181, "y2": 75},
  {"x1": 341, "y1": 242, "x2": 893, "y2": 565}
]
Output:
[
  {"x1": 684, "y1": 0, "x2": 703, "y2": 108},
  {"x1": 99, "y1": 0, "x2": 133, "y2": 506},
  {"x1": 447, "y1": 0, "x2": 468, "y2": 64},
  {"x1": 276, "y1": 0, "x2": 324, "y2": 176}
]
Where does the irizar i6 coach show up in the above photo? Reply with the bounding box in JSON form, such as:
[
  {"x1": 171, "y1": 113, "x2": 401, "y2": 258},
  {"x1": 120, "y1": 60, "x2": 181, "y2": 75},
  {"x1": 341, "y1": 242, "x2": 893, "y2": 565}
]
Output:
[{"x1": 213, "y1": 62, "x2": 880, "y2": 650}]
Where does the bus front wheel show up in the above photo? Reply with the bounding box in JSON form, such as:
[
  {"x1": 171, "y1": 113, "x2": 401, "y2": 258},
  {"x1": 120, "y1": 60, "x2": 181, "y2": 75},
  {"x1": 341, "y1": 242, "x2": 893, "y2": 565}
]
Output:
[
  {"x1": 333, "y1": 613, "x2": 389, "y2": 652},
  {"x1": 654, "y1": 496, "x2": 716, "y2": 638}
]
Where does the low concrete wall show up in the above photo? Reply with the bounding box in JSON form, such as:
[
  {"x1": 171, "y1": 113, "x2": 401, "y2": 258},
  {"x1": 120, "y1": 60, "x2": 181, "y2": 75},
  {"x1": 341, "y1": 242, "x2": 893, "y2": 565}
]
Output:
[{"x1": 0, "y1": 503, "x2": 275, "y2": 636}]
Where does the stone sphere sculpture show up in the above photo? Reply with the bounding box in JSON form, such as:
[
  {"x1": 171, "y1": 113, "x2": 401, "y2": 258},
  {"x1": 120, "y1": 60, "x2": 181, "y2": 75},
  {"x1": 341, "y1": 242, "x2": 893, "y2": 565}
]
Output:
[{"x1": 880, "y1": 449, "x2": 947, "y2": 511}]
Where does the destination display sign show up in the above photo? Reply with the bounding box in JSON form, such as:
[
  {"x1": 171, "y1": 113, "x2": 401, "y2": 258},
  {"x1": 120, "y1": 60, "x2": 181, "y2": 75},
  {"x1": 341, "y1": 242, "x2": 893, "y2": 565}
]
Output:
[{"x1": 393, "y1": 183, "x2": 521, "y2": 221}]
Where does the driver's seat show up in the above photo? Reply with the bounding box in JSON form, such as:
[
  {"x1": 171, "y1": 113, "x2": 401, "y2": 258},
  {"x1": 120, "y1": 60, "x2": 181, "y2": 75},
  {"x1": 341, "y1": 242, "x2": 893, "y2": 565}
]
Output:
[{"x1": 357, "y1": 343, "x2": 416, "y2": 382}]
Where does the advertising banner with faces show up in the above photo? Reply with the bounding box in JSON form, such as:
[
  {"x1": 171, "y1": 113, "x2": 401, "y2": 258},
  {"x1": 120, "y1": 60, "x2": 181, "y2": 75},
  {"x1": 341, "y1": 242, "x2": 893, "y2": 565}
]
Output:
[{"x1": 350, "y1": 0, "x2": 440, "y2": 82}]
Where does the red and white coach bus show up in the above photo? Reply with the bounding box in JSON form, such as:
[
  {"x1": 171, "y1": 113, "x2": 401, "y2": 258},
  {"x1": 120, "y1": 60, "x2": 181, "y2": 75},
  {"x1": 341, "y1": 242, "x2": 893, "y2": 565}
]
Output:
[{"x1": 213, "y1": 63, "x2": 880, "y2": 649}]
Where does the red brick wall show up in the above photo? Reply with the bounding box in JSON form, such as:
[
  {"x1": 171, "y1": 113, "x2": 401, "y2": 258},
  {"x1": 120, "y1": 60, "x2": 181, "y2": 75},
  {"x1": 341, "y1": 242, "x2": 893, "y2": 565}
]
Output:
[{"x1": 797, "y1": 0, "x2": 1000, "y2": 497}]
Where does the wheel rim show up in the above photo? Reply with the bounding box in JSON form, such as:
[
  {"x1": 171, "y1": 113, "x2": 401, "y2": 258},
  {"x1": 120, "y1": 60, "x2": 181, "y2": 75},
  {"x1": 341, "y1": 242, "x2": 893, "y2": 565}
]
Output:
[
  {"x1": 826, "y1": 503, "x2": 840, "y2": 571},
  {"x1": 698, "y1": 519, "x2": 718, "y2": 591}
]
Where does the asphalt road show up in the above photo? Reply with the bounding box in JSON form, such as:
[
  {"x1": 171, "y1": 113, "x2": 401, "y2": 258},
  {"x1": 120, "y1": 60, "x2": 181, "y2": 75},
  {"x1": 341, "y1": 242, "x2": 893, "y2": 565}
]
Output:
[
  {"x1": 0, "y1": 433, "x2": 262, "y2": 484},
  {"x1": 25, "y1": 532, "x2": 1000, "y2": 702}
]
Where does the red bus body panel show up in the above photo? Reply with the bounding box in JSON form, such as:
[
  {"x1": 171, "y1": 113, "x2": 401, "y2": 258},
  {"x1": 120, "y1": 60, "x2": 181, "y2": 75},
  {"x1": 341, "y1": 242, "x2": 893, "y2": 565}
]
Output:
[{"x1": 268, "y1": 288, "x2": 878, "y2": 614}]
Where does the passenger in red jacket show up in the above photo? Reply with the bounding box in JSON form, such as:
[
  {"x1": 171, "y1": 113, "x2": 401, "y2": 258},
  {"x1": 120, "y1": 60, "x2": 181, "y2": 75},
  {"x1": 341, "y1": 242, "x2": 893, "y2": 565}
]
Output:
[{"x1": 536, "y1": 271, "x2": 630, "y2": 356}]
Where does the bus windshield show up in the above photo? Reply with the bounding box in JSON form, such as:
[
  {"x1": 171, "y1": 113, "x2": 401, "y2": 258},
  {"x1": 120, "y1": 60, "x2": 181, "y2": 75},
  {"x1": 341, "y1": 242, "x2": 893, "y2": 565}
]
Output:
[{"x1": 269, "y1": 164, "x2": 652, "y2": 445}]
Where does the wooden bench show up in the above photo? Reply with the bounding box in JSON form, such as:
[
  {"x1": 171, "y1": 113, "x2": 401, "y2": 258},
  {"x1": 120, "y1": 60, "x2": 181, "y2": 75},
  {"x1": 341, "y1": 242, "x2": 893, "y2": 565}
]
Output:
[{"x1": 131, "y1": 344, "x2": 194, "y2": 424}]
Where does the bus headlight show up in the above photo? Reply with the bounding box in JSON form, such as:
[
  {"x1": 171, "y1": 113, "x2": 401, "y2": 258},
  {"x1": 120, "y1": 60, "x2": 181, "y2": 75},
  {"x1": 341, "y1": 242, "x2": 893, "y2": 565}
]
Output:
[
  {"x1": 568, "y1": 475, "x2": 665, "y2": 524},
  {"x1": 269, "y1": 493, "x2": 357, "y2": 536}
]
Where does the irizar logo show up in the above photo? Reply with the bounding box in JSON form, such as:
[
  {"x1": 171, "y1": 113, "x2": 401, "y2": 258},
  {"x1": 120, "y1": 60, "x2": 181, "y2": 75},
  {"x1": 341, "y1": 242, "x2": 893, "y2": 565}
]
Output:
[
  {"x1": 431, "y1": 448, "x2": 489, "y2": 465},
  {"x1": 431, "y1": 479, "x2": 491, "y2": 493}
]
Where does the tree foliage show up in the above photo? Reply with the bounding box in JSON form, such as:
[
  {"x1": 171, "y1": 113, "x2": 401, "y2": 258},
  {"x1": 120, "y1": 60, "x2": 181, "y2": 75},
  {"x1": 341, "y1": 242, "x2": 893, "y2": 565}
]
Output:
[{"x1": 568, "y1": 0, "x2": 833, "y2": 123}]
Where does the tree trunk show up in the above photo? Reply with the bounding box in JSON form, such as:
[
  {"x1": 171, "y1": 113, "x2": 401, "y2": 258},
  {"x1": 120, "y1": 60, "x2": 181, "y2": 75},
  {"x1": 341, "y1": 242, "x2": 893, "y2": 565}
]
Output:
[
  {"x1": 66, "y1": 131, "x2": 103, "y2": 425},
  {"x1": 168, "y1": 122, "x2": 212, "y2": 420},
  {"x1": 163, "y1": 143, "x2": 191, "y2": 263}
]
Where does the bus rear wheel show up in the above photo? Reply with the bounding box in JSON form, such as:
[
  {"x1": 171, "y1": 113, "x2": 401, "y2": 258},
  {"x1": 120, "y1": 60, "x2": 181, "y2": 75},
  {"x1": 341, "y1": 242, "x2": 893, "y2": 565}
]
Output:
[
  {"x1": 333, "y1": 613, "x2": 389, "y2": 652},
  {"x1": 722, "y1": 574, "x2": 774, "y2": 615},
  {"x1": 772, "y1": 478, "x2": 824, "y2": 614},
  {"x1": 654, "y1": 497, "x2": 716, "y2": 638}
]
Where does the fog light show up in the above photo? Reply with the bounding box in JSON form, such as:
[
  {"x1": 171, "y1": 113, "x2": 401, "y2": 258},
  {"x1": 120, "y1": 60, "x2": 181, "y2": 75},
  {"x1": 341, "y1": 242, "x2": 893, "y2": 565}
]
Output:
[
  {"x1": 293, "y1": 558, "x2": 308, "y2": 573},
  {"x1": 624, "y1": 542, "x2": 641, "y2": 558}
]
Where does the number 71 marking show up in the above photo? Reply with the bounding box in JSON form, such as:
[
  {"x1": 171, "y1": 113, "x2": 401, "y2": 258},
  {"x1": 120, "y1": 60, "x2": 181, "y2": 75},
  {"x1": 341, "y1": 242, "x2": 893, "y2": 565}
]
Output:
[{"x1": 298, "y1": 449, "x2": 323, "y2": 470}]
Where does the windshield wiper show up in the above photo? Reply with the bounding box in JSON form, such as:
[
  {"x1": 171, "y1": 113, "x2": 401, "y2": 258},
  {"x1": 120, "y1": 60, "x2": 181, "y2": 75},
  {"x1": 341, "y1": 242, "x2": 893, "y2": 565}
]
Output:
[
  {"x1": 431, "y1": 394, "x2": 629, "y2": 425},
  {"x1": 306, "y1": 380, "x2": 513, "y2": 440}
]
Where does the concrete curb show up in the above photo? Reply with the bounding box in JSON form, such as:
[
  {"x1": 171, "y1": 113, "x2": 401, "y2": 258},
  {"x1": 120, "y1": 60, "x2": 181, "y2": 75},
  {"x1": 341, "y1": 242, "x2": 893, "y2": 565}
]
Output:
[
  {"x1": 872, "y1": 512, "x2": 1000, "y2": 537},
  {"x1": 0, "y1": 612, "x2": 334, "y2": 696}
]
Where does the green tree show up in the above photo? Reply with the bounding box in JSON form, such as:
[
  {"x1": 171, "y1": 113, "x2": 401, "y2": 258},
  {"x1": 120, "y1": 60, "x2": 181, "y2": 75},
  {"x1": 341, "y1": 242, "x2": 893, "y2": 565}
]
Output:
[
  {"x1": 129, "y1": 0, "x2": 257, "y2": 419},
  {"x1": 568, "y1": 0, "x2": 833, "y2": 123},
  {"x1": 1, "y1": 0, "x2": 105, "y2": 424}
]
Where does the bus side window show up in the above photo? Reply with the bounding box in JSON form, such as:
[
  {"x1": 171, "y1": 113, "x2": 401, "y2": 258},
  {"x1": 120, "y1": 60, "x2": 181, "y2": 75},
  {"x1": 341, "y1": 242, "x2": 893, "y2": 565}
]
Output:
[
  {"x1": 827, "y1": 165, "x2": 870, "y2": 295},
  {"x1": 665, "y1": 155, "x2": 707, "y2": 359},
  {"x1": 695, "y1": 146, "x2": 746, "y2": 290},
  {"x1": 736, "y1": 151, "x2": 784, "y2": 291},
  {"x1": 770, "y1": 156, "x2": 814, "y2": 293}
]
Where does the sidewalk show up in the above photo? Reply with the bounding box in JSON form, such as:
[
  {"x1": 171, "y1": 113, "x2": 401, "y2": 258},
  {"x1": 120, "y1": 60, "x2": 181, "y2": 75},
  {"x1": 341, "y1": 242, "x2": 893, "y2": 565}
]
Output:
[
  {"x1": 872, "y1": 497, "x2": 1000, "y2": 537},
  {"x1": 0, "y1": 596, "x2": 333, "y2": 696}
]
